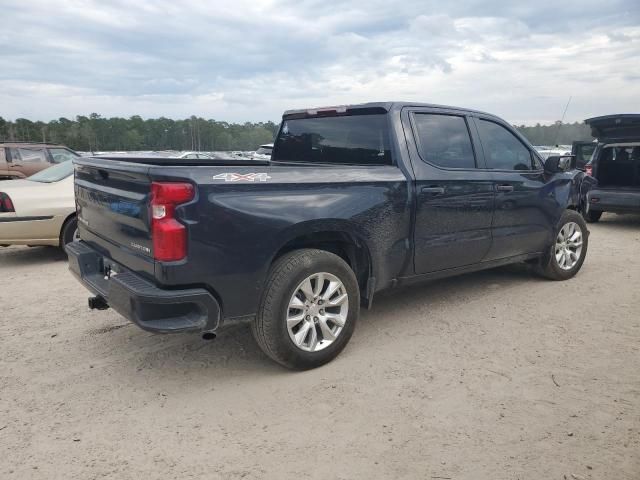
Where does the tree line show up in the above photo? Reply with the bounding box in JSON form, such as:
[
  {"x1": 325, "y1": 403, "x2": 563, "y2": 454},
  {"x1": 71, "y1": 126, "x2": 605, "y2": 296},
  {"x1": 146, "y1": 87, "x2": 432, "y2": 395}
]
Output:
[
  {"x1": 514, "y1": 121, "x2": 592, "y2": 146},
  {"x1": 0, "y1": 114, "x2": 592, "y2": 152},
  {"x1": 0, "y1": 114, "x2": 279, "y2": 152}
]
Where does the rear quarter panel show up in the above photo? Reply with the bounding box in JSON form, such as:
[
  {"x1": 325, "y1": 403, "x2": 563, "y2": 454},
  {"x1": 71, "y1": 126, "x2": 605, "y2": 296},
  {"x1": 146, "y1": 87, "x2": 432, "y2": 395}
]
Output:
[{"x1": 151, "y1": 164, "x2": 412, "y2": 320}]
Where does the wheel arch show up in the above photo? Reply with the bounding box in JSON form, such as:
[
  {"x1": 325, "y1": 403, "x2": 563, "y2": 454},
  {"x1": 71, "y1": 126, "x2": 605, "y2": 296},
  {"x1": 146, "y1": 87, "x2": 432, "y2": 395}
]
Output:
[{"x1": 270, "y1": 225, "x2": 374, "y2": 307}]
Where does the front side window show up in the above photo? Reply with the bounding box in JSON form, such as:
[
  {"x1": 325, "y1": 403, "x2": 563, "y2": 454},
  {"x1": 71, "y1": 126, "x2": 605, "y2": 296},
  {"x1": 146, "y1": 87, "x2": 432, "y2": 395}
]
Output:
[
  {"x1": 412, "y1": 113, "x2": 476, "y2": 169},
  {"x1": 273, "y1": 114, "x2": 391, "y2": 165},
  {"x1": 48, "y1": 148, "x2": 78, "y2": 164},
  {"x1": 476, "y1": 120, "x2": 535, "y2": 170},
  {"x1": 10, "y1": 147, "x2": 48, "y2": 163}
]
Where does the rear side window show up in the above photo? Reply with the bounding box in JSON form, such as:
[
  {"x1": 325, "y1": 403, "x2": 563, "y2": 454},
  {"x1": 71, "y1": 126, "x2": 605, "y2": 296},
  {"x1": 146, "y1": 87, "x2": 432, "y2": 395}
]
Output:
[
  {"x1": 273, "y1": 114, "x2": 392, "y2": 165},
  {"x1": 476, "y1": 120, "x2": 535, "y2": 170},
  {"x1": 0, "y1": 148, "x2": 5, "y2": 163},
  {"x1": 412, "y1": 113, "x2": 476, "y2": 169},
  {"x1": 10, "y1": 147, "x2": 48, "y2": 163}
]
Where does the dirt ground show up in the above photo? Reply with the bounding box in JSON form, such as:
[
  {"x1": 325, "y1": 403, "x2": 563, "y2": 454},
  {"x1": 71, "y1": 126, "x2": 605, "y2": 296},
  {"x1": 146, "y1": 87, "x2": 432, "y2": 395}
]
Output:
[{"x1": 1, "y1": 214, "x2": 639, "y2": 480}]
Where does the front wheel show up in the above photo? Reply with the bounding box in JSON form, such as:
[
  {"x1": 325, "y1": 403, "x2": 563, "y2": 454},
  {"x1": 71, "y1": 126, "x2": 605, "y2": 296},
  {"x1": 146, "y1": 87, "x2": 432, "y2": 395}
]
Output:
[
  {"x1": 252, "y1": 249, "x2": 360, "y2": 370},
  {"x1": 535, "y1": 210, "x2": 589, "y2": 281}
]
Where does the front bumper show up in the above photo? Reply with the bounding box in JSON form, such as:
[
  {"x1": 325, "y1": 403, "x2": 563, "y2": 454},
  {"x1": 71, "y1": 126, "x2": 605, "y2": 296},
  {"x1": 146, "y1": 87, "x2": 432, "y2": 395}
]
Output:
[
  {"x1": 66, "y1": 241, "x2": 221, "y2": 333},
  {"x1": 587, "y1": 188, "x2": 640, "y2": 214}
]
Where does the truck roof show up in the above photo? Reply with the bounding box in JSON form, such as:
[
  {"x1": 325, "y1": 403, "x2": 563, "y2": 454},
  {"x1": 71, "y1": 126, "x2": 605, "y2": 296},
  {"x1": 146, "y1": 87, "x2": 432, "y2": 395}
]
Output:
[{"x1": 282, "y1": 101, "x2": 502, "y2": 120}]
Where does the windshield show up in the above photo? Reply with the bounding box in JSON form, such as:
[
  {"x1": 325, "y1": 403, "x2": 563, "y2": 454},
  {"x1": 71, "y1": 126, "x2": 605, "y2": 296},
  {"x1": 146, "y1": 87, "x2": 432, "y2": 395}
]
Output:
[{"x1": 28, "y1": 160, "x2": 74, "y2": 183}]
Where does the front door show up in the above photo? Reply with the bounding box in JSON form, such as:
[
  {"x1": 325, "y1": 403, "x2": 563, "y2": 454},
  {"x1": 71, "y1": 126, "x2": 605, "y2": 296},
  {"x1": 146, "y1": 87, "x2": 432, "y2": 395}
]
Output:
[
  {"x1": 403, "y1": 108, "x2": 495, "y2": 274},
  {"x1": 472, "y1": 117, "x2": 552, "y2": 260}
]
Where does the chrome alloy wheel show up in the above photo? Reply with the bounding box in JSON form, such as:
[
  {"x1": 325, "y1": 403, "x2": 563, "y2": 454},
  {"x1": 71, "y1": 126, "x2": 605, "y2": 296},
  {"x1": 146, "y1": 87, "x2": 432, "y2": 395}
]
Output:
[
  {"x1": 286, "y1": 272, "x2": 349, "y2": 352},
  {"x1": 555, "y1": 221, "x2": 583, "y2": 270}
]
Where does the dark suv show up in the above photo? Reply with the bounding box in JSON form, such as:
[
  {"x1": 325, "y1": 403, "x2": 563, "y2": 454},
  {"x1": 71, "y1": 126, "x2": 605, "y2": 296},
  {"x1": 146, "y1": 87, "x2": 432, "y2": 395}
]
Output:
[
  {"x1": 581, "y1": 115, "x2": 640, "y2": 222},
  {"x1": 0, "y1": 142, "x2": 79, "y2": 179}
]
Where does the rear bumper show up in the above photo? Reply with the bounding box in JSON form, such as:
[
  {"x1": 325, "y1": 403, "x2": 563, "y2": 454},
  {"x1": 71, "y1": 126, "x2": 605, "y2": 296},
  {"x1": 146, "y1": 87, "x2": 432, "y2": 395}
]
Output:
[
  {"x1": 66, "y1": 241, "x2": 221, "y2": 333},
  {"x1": 587, "y1": 188, "x2": 640, "y2": 213}
]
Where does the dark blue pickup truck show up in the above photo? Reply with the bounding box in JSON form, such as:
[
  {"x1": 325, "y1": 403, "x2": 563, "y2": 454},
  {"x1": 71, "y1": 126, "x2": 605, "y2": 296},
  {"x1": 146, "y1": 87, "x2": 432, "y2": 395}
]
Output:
[{"x1": 67, "y1": 102, "x2": 591, "y2": 369}]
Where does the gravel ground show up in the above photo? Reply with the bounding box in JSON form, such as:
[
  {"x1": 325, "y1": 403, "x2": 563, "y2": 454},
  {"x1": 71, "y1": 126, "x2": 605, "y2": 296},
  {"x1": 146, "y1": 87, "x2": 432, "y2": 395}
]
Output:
[{"x1": 1, "y1": 213, "x2": 639, "y2": 480}]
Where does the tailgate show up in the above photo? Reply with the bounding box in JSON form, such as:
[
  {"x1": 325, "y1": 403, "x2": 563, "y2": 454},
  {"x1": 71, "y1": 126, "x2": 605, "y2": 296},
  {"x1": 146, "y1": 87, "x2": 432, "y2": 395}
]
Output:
[{"x1": 74, "y1": 158, "x2": 155, "y2": 277}]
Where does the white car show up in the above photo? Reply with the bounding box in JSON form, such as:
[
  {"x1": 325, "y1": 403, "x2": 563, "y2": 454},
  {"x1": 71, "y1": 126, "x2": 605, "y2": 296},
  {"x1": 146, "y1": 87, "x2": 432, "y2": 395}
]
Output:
[
  {"x1": 534, "y1": 145, "x2": 572, "y2": 160},
  {"x1": 252, "y1": 144, "x2": 273, "y2": 160},
  {"x1": 176, "y1": 151, "x2": 214, "y2": 159},
  {"x1": 0, "y1": 161, "x2": 78, "y2": 249}
]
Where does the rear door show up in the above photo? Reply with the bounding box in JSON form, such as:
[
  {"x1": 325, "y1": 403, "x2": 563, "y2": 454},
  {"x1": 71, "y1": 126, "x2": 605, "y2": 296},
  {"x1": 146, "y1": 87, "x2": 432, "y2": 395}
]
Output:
[
  {"x1": 472, "y1": 116, "x2": 551, "y2": 260},
  {"x1": 8, "y1": 146, "x2": 50, "y2": 177},
  {"x1": 403, "y1": 107, "x2": 495, "y2": 273},
  {"x1": 572, "y1": 141, "x2": 596, "y2": 170}
]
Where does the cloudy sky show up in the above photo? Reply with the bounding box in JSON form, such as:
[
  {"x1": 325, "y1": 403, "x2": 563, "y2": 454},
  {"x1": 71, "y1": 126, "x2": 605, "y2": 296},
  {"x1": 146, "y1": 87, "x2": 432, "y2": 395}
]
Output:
[{"x1": 1, "y1": 0, "x2": 639, "y2": 125}]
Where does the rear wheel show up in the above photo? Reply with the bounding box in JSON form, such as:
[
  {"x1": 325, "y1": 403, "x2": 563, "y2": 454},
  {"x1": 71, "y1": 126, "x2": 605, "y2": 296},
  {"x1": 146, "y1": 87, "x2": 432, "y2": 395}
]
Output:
[
  {"x1": 252, "y1": 249, "x2": 360, "y2": 370},
  {"x1": 583, "y1": 209, "x2": 602, "y2": 223},
  {"x1": 535, "y1": 210, "x2": 588, "y2": 280},
  {"x1": 60, "y1": 216, "x2": 79, "y2": 248}
]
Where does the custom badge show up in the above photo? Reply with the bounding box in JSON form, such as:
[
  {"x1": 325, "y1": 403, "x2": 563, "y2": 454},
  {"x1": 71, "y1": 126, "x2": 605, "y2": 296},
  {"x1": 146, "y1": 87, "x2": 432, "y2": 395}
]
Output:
[{"x1": 212, "y1": 173, "x2": 272, "y2": 182}]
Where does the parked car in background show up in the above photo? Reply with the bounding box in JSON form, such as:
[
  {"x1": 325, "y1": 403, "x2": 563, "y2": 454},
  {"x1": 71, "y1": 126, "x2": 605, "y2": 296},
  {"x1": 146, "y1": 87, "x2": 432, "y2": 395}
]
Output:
[
  {"x1": 0, "y1": 142, "x2": 79, "y2": 179},
  {"x1": 582, "y1": 114, "x2": 640, "y2": 222},
  {"x1": 67, "y1": 101, "x2": 591, "y2": 369},
  {"x1": 0, "y1": 160, "x2": 78, "y2": 248},
  {"x1": 175, "y1": 151, "x2": 214, "y2": 159},
  {"x1": 534, "y1": 145, "x2": 572, "y2": 160},
  {"x1": 252, "y1": 143, "x2": 273, "y2": 160},
  {"x1": 571, "y1": 140, "x2": 597, "y2": 170}
]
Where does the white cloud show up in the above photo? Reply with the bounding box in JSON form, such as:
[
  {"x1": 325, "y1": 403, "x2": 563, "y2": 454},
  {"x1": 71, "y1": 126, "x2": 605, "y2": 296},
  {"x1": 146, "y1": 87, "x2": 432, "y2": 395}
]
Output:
[{"x1": 0, "y1": 0, "x2": 639, "y2": 124}]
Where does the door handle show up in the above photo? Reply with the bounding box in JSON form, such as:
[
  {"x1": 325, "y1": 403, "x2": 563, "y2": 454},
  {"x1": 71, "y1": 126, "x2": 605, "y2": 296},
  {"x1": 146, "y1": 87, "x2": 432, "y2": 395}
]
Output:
[
  {"x1": 421, "y1": 186, "x2": 445, "y2": 195},
  {"x1": 10, "y1": 163, "x2": 22, "y2": 167},
  {"x1": 496, "y1": 184, "x2": 514, "y2": 192}
]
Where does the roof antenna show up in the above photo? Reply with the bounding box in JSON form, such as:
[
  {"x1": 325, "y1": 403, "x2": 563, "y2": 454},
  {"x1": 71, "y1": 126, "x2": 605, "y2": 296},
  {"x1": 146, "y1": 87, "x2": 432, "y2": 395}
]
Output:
[{"x1": 553, "y1": 96, "x2": 572, "y2": 146}]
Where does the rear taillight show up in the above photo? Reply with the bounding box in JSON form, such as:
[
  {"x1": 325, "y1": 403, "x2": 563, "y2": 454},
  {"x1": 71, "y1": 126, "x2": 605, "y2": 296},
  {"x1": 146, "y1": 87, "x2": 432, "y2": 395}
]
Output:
[
  {"x1": 0, "y1": 192, "x2": 15, "y2": 213},
  {"x1": 585, "y1": 164, "x2": 593, "y2": 177},
  {"x1": 150, "y1": 182, "x2": 194, "y2": 262}
]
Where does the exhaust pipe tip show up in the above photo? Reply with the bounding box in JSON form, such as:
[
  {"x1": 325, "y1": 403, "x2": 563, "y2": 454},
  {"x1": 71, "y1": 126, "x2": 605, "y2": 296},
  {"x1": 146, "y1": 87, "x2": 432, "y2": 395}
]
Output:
[{"x1": 202, "y1": 332, "x2": 217, "y2": 341}]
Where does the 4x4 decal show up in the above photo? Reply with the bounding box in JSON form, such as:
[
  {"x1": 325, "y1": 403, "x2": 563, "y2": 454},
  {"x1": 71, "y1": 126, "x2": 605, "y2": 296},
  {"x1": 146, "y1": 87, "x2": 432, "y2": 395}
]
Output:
[{"x1": 212, "y1": 173, "x2": 272, "y2": 182}]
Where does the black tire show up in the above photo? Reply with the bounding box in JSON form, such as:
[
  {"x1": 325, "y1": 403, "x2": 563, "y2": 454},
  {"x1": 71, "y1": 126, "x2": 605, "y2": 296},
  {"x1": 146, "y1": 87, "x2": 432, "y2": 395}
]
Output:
[
  {"x1": 583, "y1": 209, "x2": 602, "y2": 223},
  {"x1": 60, "y1": 216, "x2": 78, "y2": 248},
  {"x1": 535, "y1": 210, "x2": 589, "y2": 281},
  {"x1": 252, "y1": 249, "x2": 360, "y2": 370}
]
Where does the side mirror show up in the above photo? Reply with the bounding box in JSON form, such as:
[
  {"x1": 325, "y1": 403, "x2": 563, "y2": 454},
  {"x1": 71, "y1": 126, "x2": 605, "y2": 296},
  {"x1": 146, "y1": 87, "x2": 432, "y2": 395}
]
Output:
[{"x1": 545, "y1": 155, "x2": 576, "y2": 173}]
